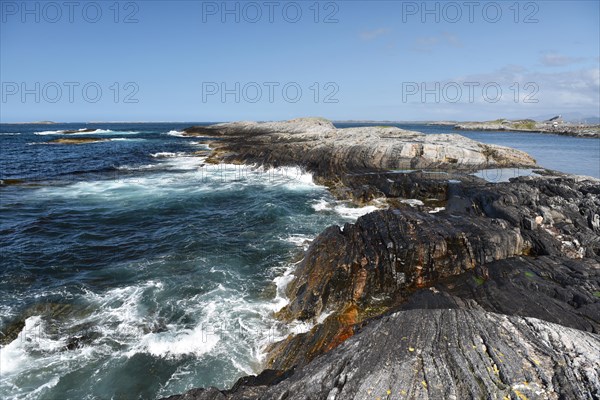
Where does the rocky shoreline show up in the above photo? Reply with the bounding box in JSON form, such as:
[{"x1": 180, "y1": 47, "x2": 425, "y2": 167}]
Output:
[
  {"x1": 444, "y1": 119, "x2": 600, "y2": 138},
  {"x1": 163, "y1": 118, "x2": 599, "y2": 400}
]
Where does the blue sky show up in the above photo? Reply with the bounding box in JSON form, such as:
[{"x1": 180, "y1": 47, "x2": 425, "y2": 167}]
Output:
[{"x1": 1, "y1": 0, "x2": 598, "y2": 122}]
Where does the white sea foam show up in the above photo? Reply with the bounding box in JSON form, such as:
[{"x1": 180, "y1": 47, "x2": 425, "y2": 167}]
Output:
[
  {"x1": 0, "y1": 132, "x2": 20, "y2": 135},
  {"x1": 189, "y1": 141, "x2": 211, "y2": 149},
  {"x1": 35, "y1": 129, "x2": 113, "y2": 135},
  {"x1": 317, "y1": 200, "x2": 382, "y2": 219},
  {"x1": 27, "y1": 376, "x2": 60, "y2": 397},
  {"x1": 197, "y1": 163, "x2": 319, "y2": 190},
  {"x1": 150, "y1": 151, "x2": 182, "y2": 158},
  {"x1": 312, "y1": 198, "x2": 332, "y2": 212},
  {"x1": 28, "y1": 140, "x2": 108, "y2": 146},
  {"x1": 34, "y1": 129, "x2": 144, "y2": 136},
  {"x1": 283, "y1": 234, "x2": 314, "y2": 249},
  {"x1": 73, "y1": 275, "x2": 284, "y2": 374},
  {"x1": 34, "y1": 130, "x2": 66, "y2": 135},
  {"x1": 164, "y1": 155, "x2": 207, "y2": 170},
  {"x1": 81, "y1": 282, "x2": 161, "y2": 339},
  {"x1": 0, "y1": 316, "x2": 65, "y2": 376},
  {"x1": 400, "y1": 199, "x2": 425, "y2": 207},
  {"x1": 116, "y1": 164, "x2": 158, "y2": 171},
  {"x1": 206, "y1": 165, "x2": 319, "y2": 190},
  {"x1": 312, "y1": 197, "x2": 384, "y2": 220},
  {"x1": 115, "y1": 155, "x2": 205, "y2": 173},
  {"x1": 128, "y1": 279, "x2": 288, "y2": 372},
  {"x1": 334, "y1": 204, "x2": 379, "y2": 219},
  {"x1": 271, "y1": 267, "x2": 295, "y2": 312},
  {"x1": 0, "y1": 311, "x2": 106, "y2": 400},
  {"x1": 262, "y1": 166, "x2": 316, "y2": 187},
  {"x1": 0, "y1": 279, "x2": 221, "y2": 384},
  {"x1": 0, "y1": 316, "x2": 42, "y2": 375},
  {"x1": 166, "y1": 130, "x2": 186, "y2": 137},
  {"x1": 136, "y1": 324, "x2": 220, "y2": 358}
]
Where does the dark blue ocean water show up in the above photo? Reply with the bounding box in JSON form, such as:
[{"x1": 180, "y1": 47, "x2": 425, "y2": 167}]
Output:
[{"x1": 0, "y1": 122, "x2": 598, "y2": 399}]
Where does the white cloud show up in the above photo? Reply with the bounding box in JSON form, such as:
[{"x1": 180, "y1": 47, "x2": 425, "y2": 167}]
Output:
[
  {"x1": 413, "y1": 32, "x2": 462, "y2": 52},
  {"x1": 540, "y1": 52, "x2": 585, "y2": 67},
  {"x1": 359, "y1": 28, "x2": 391, "y2": 41}
]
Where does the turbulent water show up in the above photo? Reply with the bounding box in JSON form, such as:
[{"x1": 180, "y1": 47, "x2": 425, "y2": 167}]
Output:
[{"x1": 0, "y1": 122, "x2": 597, "y2": 399}]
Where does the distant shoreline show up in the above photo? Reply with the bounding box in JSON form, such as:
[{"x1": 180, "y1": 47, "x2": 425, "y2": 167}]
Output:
[
  {"x1": 443, "y1": 119, "x2": 600, "y2": 138},
  {"x1": 0, "y1": 121, "x2": 212, "y2": 124},
  {"x1": 1, "y1": 120, "x2": 437, "y2": 125},
  {"x1": 0, "y1": 121, "x2": 57, "y2": 125}
]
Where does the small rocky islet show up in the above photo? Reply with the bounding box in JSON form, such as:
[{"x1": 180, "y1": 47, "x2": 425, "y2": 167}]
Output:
[
  {"x1": 47, "y1": 137, "x2": 108, "y2": 145},
  {"x1": 159, "y1": 118, "x2": 600, "y2": 399},
  {"x1": 438, "y1": 118, "x2": 600, "y2": 138}
]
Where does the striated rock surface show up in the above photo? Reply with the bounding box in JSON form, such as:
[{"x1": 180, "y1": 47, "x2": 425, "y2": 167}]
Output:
[
  {"x1": 265, "y1": 173, "x2": 600, "y2": 371},
  {"x1": 183, "y1": 118, "x2": 537, "y2": 179},
  {"x1": 401, "y1": 256, "x2": 600, "y2": 333},
  {"x1": 278, "y1": 208, "x2": 529, "y2": 323},
  {"x1": 163, "y1": 309, "x2": 600, "y2": 400}
]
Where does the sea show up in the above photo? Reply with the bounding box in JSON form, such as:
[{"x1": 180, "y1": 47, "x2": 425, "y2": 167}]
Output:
[{"x1": 0, "y1": 122, "x2": 598, "y2": 399}]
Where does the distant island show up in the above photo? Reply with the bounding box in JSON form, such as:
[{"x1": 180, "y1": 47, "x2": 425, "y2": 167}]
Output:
[
  {"x1": 430, "y1": 117, "x2": 600, "y2": 138},
  {"x1": 0, "y1": 121, "x2": 57, "y2": 125}
]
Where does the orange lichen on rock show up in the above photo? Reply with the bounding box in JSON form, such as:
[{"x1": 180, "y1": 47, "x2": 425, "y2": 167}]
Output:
[
  {"x1": 352, "y1": 267, "x2": 368, "y2": 300},
  {"x1": 326, "y1": 303, "x2": 358, "y2": 352}
]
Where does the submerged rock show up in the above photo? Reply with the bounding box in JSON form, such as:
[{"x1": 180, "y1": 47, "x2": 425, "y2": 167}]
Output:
[
  {"x1": 48, "y1": 137, "x2": 107, "y2": 145},
  {"x1": 0, "y1": 178, "x2": 26, "y2": 186},
  {"x1": 0, "y1": 302, "x2": 96, "y2": 346}
]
